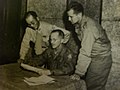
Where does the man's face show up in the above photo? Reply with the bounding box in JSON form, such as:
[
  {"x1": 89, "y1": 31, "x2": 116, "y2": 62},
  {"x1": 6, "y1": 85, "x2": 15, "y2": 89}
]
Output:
[
  {"x1": 26, "y1": 15, "x2": 39, "y2": 30},
  {"x1": 67, "y1": 9, "x2": 82, "y2": 24},
  {"x1": 50, "y1": 32, "x2": 63, "y2": 49}
]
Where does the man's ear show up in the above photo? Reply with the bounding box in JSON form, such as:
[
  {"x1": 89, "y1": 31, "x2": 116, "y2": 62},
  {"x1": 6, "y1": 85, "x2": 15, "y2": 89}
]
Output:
[
  {"x1": 61, "y1": 39, "x2": 64, "y2": 43},
  {"x1": 77, "y1": 13, "x2": 82, "y2": 18}
]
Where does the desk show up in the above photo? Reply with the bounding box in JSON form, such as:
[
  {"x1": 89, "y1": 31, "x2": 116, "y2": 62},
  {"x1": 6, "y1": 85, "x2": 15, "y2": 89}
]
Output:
[{"x1": 0, "y1": 63, "x2": 86, "y2": 90}]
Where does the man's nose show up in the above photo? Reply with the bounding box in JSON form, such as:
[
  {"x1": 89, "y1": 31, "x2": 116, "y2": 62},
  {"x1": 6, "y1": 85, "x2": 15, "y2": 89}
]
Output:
[
  {"x1": 51, "y1": 39, "x2": 55, "y2": 45},
  {"x1": 51, "y1": 40, "x2": 53, "y2": 44}
]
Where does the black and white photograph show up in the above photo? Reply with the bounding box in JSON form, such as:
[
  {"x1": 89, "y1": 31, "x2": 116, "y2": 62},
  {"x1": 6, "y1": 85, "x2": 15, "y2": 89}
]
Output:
[{"x1": 0, "y1": 0, "x2": 120, "y2": 90}]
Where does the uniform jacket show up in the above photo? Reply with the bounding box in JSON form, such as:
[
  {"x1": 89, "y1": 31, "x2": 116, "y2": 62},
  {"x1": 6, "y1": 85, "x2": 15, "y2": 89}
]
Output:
[
  {"x1": 75, "y1": 15, "x2": 112, "y2": 76},
  {"x1": 28, "y1": 44, "x2": 77, "y2": 76}
]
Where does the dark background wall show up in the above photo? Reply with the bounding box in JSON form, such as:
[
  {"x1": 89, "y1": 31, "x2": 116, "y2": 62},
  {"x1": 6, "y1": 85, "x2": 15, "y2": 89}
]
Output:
[
  {"x1": 27, "y1": 0, "x2": 67, "y2": 28},
  {"x1": 102, "y1": 0, "x2": 120, "y2": 89},
  {"x1": 0, "y1": 0, "x2": 22, "y2": 64}
]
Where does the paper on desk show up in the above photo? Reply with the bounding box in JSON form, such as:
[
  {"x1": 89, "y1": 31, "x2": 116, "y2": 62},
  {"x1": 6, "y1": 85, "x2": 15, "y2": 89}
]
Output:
[{"x1": 24, "y1": 74, "x2": 55, "y2": 86}]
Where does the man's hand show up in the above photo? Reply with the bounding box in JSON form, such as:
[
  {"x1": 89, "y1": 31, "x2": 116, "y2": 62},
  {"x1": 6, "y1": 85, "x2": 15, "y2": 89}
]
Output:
[
  {"x1": 17, "y1": 59, "x2": 24, "y2": 64},
  {"x1": 37, "y1": 69, "x2": 51, "y2": 76},
  {"x1": 70, "y1": 74, "x2": 81, "y2": 80}
]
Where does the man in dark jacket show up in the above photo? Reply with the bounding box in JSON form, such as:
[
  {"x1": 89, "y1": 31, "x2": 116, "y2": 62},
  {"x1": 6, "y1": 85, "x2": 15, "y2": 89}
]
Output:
[{"x1": 21, "y1": 29, "x2": 77, "y2": 76}]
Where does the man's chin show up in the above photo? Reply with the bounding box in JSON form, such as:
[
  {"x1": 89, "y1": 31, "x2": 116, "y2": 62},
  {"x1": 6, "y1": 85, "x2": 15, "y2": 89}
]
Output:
[{"x1": 51, "y1": 46, "x2": 56, "y2": 49}]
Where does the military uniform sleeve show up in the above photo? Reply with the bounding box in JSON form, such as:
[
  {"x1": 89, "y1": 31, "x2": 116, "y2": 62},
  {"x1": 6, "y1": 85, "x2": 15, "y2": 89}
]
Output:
[
  {"x1": 75, "y1": 29, "x2": 95, "y2": 76},
  {"x1": 20, "y1": 28, "x2": 32, "y2": 60},
  {"x1": 26, "y1": 50, "x2": 48, "y2": 67}
]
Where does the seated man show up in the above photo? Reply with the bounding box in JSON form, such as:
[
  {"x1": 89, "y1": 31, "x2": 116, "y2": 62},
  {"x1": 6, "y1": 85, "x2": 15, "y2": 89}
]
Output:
[
  {"x1": 18, "y1": 11, "x2": 70, "y2": 63},
  {"x1": 21, "y1": 29, "x2": 77, "y2": 76}
]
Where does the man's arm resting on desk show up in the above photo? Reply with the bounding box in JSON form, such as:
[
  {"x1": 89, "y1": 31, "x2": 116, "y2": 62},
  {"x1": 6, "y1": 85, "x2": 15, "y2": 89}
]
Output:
[
  {"x1": 20, "y1": 63, "x2": 65, "y2": 76},
  {"x1": 21, "y1": 63, "x2": 40, "y2": 72},
  {"x1": 20, "y1": 63, "x2": 51, "y2": 75}
]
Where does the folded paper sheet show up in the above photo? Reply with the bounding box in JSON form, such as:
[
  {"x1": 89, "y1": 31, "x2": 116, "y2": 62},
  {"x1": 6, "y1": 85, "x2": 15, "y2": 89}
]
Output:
[{"x1": 24, "y1": 75, "x2": 55, "y2": 86}]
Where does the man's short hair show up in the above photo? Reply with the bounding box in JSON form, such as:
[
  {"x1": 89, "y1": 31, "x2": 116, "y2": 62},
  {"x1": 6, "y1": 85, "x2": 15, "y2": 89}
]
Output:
[
  {"x1": 67, "y1": 1, "x2": 84, "y2": 15},
  {"x1": 50, "y1": 29, "x2": 65, "y2": 39},
  {"x1": 25, "y1": 11, "x2": 38, "y2": 19}
]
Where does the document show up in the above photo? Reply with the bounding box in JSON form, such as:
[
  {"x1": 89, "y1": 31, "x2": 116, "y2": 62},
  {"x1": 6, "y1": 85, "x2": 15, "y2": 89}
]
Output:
[{"x1": 24, "y1": 74, "x2": 55, "y2": 86}]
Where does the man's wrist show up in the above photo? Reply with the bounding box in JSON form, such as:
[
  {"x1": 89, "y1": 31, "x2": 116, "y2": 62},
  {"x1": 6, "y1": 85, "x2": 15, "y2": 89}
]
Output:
[
  {"x1": 35, "y1": 69, "x2": 52, "y2": 75},
  {"x1": 45, "y1": 70, "x2": 51, "y2": 75},
  {"x1": 17, "y1": 59, "x2": 24, "y2": 63},
  {"x1": 50, "y1": 70, "x2": 54, "y2": 75}
]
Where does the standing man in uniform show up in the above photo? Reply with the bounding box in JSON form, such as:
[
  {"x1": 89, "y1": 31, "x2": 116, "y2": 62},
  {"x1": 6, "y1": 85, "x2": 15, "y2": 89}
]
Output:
[{"x1": 67, "y1": 1, "x2": 112, "y2": 90}]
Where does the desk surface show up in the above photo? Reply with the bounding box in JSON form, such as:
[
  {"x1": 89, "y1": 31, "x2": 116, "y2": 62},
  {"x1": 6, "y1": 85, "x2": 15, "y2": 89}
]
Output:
[{"x1": 0, "y1": 63, "x2": 86, "y2": 90}]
